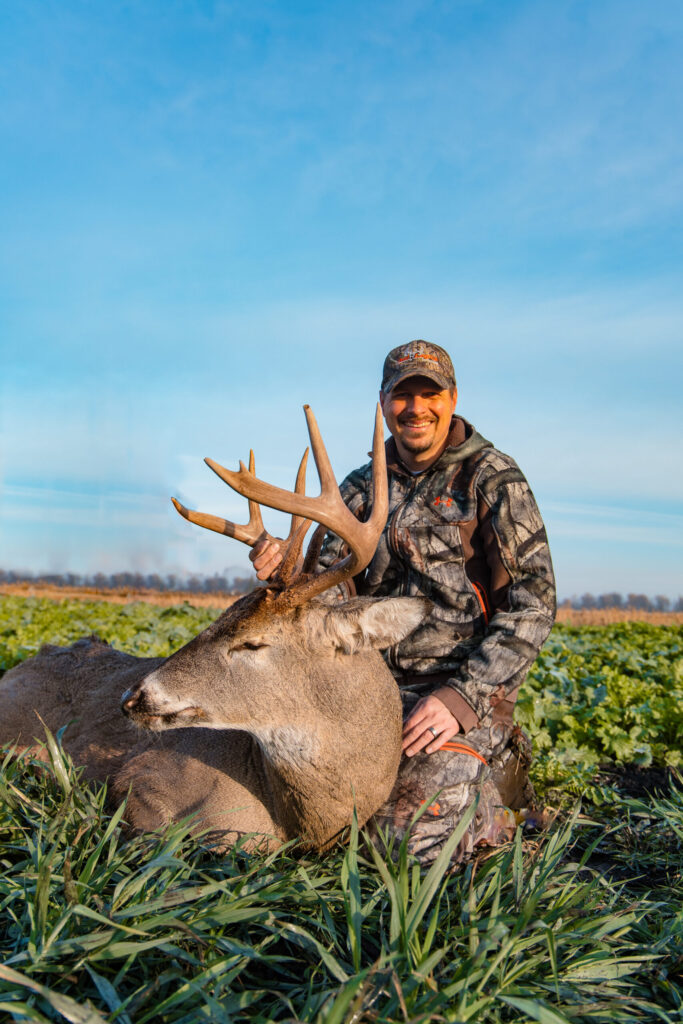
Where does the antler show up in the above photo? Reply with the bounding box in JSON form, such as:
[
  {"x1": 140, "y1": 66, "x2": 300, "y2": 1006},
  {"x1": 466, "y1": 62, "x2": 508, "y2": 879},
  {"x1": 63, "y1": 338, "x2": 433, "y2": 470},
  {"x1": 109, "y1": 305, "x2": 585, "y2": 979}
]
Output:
[
  {"x1": 172, "y1": 448, "x2": 310, "y2": 549},
  {"x1": 173, "y1": 405, "x2": 388, "y2": 604}
]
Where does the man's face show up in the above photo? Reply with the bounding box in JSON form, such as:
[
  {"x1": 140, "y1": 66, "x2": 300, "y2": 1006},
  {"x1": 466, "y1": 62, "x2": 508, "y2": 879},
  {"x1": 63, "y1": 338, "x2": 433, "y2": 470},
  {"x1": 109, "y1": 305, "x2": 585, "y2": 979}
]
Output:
[{"x1": 380, "y1": 375, "x2": 457, "y2": 466}]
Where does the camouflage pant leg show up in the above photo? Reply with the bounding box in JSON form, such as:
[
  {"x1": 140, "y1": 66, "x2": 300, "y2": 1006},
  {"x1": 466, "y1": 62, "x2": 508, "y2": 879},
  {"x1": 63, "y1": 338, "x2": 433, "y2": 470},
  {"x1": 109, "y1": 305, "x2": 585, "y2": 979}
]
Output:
[{"x1": 368, "y1": 694, "x2": 534, "y2": 866}]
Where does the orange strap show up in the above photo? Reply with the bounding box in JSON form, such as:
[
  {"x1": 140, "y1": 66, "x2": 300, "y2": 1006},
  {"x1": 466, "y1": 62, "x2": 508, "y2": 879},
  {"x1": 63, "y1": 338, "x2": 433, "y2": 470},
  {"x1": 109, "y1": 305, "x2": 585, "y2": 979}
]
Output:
[
  {"x1": 471, "y1": 581, "x2": 491, "y2": 625},
  {"x1": 440, "y1": 741, "x2": 488, "y2": 766}
]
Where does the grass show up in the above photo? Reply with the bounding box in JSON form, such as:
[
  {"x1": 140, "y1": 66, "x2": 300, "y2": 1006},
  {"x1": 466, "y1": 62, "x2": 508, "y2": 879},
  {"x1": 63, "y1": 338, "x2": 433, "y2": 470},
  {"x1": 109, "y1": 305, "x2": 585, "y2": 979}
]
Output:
[
  {"x1": 0, "y1": 600, "x2": 682, "y2": 1021},
  {"x1": 0, "y1": 736, "x2": 681, "y2": 1022}
]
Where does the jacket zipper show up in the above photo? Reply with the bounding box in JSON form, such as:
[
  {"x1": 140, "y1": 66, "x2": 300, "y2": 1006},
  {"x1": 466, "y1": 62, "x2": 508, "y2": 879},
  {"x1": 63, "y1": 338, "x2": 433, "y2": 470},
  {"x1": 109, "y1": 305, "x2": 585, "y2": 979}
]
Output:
[
  {"x1": 390, "y1": 475, "x2": 490, "y2": 627},
  {"x1": 471, "y1": 580, "x2": 491, "y2": 625},
  {"x1": 385, "y1": 477, "x2": 418, "y2": 669},
  {"x1": 387, "y1": 476, "x2": 419, "y2": 596}
]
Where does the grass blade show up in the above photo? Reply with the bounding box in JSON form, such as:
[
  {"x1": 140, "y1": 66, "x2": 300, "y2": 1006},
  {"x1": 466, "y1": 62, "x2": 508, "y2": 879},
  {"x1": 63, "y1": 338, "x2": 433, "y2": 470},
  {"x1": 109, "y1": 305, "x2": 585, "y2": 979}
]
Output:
[
  {"x1": 499, "y1": 995, "x2": 573, "y2": 1023},
  {"x1": 0, "y1": 964, "x2": 108, "y2": 1024}
]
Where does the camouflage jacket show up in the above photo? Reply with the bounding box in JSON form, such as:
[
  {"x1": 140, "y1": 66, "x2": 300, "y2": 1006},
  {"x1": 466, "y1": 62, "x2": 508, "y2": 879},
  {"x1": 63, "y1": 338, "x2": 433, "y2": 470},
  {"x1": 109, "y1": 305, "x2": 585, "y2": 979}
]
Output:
[{"x1": 320, "y1": 416, "x2": 556, "y2": 733}]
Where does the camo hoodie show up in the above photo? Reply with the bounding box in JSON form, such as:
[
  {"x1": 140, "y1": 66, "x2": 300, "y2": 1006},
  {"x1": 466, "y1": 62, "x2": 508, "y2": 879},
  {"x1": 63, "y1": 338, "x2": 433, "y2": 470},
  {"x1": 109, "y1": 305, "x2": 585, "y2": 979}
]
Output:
[{"x1": 320, "y1": 416, "x2": 556, "y2": 733}]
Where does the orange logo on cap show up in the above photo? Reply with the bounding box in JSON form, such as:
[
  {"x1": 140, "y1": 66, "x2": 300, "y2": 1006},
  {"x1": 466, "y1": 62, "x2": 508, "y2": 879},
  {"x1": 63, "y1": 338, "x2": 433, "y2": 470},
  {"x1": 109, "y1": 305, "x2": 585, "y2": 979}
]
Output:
[{"x1": 397, "y1": 353, "x2": 439, "y2": 363}]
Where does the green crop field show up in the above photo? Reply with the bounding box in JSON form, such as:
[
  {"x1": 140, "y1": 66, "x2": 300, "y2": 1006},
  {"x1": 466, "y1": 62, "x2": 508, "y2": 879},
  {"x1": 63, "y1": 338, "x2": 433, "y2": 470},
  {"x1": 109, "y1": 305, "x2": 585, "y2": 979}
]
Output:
[{"x1": 0, "y1": 596, "x2": 681, "y2": 1022}]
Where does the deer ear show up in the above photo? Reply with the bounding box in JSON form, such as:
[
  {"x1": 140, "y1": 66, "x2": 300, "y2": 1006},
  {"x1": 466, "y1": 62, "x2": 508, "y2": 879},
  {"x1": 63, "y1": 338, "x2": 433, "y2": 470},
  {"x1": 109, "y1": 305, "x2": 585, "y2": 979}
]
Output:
[{"x1": 321, "y1": 597, "x2": 432, "y2": 655}]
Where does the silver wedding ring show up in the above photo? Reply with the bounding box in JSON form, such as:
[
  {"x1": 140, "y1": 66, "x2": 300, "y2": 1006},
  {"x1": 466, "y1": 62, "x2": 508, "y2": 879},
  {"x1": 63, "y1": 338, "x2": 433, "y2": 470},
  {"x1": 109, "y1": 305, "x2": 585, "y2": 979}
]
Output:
[{"x1": 428, "y1": 726, "x2": 439, "y2": 738}]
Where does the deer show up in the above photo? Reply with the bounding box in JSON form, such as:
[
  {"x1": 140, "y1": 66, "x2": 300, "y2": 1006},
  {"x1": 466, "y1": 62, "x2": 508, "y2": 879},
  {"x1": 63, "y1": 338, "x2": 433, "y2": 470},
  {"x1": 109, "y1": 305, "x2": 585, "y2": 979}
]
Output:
[{"x1": 0, "y1": 406, "x2": 431, "y2": 852}]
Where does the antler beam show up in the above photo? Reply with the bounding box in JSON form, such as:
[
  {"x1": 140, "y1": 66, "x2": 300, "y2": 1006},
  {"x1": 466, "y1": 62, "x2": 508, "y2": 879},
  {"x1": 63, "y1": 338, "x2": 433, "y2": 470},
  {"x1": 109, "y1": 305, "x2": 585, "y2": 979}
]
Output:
[{"x1": 172, "y1": 405, "x2": 388, "y2": 603}]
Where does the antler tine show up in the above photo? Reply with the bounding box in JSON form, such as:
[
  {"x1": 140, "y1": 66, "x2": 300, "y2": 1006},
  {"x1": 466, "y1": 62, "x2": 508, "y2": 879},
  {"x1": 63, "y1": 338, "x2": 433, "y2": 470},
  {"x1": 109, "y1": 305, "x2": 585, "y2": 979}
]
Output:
[
  {"x1": 171, "y1": 448, "x2": 265, "y2": 547},
  {"x1": 302, "y1": 402, "x2": 387, "y2": 573},
  {"x1": 286, "y1": 448, "x2": 310, "y2": 541},
  {"x1": 301, "y1": 523, "x2": 328, "y2": 576},
  {"x1": 302, "y1": 405, "x2": 338, "y2": 495},
  {"x1": 190, "y1": 451, "x2": 266, "y2": 546},
  {"x1": 273, "y1": 519, "x2": 313, "y2": 587},
  {"x1": 171, "y1": 496, "x2": 264, "y2": 545},
  {"x1": 295, "y1": 447, "x2": 309, "y2": 492},
  {"x1": 245, "y1": 450, "x2": 266, "y2": 539},
  {"x1": 366, "y1": 401, "x2": 389, "y2": 538}
]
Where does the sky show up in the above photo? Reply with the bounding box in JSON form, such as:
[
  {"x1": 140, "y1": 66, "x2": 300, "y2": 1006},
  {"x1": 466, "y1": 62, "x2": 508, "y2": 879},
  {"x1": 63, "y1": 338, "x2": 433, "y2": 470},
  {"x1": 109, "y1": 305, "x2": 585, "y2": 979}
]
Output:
[{"x1": 1, "y1": 0, "x2": 682, "y2": 600}]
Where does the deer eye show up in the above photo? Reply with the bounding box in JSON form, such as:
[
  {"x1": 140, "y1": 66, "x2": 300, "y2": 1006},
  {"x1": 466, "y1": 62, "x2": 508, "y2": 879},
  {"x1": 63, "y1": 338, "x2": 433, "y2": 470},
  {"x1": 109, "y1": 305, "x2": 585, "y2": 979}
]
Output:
[{"x1": 233, "y1": 640, "x2": 268, "y2": 652}]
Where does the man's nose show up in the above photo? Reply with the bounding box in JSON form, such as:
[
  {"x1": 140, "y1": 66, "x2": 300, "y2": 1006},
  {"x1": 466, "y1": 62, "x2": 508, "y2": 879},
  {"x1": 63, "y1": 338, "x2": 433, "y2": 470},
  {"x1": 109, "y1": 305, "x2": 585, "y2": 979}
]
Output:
[{"x1": 406, "y1": 394, "x2": 428, "y2": 414}]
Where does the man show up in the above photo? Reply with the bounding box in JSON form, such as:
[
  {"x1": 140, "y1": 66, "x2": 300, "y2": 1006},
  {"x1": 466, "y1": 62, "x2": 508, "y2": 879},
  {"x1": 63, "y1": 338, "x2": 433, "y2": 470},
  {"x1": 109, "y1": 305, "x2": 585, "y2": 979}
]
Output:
[{"x1": 252, "y1": 340, "x2": 556, "y2": 863}]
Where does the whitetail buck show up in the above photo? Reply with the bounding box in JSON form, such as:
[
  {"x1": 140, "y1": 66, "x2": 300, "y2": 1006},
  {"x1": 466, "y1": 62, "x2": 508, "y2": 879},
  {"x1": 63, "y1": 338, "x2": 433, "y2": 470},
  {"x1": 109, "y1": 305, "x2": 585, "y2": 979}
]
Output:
[{"x1": 0, "y1": 407, "x2": 430, "y2": 851}]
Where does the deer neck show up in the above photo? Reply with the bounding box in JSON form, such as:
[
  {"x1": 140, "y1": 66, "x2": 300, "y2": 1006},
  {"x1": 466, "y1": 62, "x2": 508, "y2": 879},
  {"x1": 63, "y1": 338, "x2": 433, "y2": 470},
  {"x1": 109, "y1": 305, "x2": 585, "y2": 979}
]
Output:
[
  {"x1": 246, "y1": 654, "x2": 402, "y2": 849},
  {"x1": 250, "y1": 720, "x2": 351, "y2": 847}
]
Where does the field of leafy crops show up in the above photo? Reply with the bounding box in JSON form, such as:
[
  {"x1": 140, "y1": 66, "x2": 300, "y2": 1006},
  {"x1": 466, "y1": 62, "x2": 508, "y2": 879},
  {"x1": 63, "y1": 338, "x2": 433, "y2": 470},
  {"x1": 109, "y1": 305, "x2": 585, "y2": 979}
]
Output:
[{"x1": 0, "y1": 595, "x2": 681, "y2": 1022}]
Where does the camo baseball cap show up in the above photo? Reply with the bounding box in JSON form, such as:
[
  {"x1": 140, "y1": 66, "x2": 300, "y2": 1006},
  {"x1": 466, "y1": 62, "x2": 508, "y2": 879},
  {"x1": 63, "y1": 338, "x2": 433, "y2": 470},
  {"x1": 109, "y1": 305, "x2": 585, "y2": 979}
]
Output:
[{"x1": 381, "y1": 340, "x2": 456, "y2": 394}]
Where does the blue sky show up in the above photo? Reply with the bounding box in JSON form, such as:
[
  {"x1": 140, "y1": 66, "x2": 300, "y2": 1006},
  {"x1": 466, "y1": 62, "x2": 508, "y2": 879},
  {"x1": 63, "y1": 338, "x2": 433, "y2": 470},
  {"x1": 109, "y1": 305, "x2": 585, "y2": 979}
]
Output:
[{"x1": 1, "y1": 0, "x2": 682, "y2": 599}]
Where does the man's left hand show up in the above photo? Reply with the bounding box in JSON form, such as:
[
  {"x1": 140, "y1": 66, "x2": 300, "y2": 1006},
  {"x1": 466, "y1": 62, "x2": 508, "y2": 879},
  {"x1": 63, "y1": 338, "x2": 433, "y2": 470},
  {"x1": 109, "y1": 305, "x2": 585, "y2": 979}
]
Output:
[{"x1": 402, "y1": 695, "x2": 461, "y2": 757}]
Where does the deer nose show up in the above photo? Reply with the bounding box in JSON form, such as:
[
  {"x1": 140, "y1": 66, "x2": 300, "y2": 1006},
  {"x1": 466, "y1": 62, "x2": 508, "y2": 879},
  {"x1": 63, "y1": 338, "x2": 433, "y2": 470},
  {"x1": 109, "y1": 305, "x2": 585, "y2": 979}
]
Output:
[{"x1": 121, "y1": 687, "x2": 141, "y2": 713}]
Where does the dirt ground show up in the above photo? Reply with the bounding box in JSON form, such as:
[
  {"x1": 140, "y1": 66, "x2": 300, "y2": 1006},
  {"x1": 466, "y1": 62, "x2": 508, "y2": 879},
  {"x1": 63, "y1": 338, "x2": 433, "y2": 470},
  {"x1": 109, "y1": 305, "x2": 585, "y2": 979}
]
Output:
[
  {"x1": 1, "y1": 582, "x2": 681, "y2": 624},
  {"x1": 593, "y1": 763, "x2": 678, "y2": 799},
  {"x1": 0, "y1": 582, "x2": 241, "y2": 608},
  {"x1": 555, "y1": 606, "x2": 683, "y2": 626}
]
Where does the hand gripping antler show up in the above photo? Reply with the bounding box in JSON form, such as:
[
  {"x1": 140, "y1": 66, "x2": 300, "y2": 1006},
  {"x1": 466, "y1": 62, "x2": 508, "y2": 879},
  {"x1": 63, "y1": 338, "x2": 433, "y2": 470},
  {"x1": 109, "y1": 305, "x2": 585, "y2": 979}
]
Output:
[{"x1": 173, "y1": 405, "x2": 388, "y2": 605}]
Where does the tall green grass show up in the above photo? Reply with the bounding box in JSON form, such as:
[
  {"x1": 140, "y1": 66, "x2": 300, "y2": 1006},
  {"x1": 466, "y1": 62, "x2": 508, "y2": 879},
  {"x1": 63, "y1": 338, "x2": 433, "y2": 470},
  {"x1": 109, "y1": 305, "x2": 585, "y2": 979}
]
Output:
[{"x1": 0, "y1": 735, "x2": 680, "y2": 1022}]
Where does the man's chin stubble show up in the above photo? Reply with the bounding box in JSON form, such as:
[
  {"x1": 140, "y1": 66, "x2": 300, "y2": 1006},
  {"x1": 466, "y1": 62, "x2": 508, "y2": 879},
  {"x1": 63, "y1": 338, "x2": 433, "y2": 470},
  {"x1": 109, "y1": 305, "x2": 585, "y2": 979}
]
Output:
[{"x1": 401, "y1": 437, "x2": 434, "y2": 454}]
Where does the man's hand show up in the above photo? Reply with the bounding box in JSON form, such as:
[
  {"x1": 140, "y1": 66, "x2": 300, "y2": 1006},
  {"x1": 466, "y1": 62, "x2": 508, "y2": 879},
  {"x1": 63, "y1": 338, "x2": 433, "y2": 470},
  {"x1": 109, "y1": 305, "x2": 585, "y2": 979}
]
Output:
[
  {"x1": 402, "y1": 695, "x2": 461, "y2": 757},
  {"x1": 249, "y1": 537, "x2": 283, "y2": 581}
]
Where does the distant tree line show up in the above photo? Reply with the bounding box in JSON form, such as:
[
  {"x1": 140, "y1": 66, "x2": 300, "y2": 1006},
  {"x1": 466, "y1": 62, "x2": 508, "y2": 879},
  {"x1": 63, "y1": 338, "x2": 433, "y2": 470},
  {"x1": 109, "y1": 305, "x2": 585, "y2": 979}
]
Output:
[
  {"x1": 1, "y1": 571, "x2": 680, "y2": 610},
  {"x1": 562, "y1": 592, "x2": 683, "y2": 612},
  {"x1": 0, "y1": 569, "x2": 255, "y2": 595}
]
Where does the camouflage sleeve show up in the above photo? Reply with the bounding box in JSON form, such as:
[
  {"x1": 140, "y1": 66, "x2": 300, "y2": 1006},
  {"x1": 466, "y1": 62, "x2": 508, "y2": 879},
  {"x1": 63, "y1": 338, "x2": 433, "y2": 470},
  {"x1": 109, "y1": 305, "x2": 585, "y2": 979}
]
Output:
[{"x1": 439, "y1": 456, "x2": 556, "y2": 728}]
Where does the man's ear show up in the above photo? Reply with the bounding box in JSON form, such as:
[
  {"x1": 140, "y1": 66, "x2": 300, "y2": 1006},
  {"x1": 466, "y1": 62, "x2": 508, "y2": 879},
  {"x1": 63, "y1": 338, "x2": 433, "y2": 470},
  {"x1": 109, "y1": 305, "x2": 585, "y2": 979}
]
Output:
[
  {"x1": 451, "y1": 386, "x2": 458, "y2": 414},
  {"x1": 379, "y1": 389, "x2": 386, "y2": 415}
]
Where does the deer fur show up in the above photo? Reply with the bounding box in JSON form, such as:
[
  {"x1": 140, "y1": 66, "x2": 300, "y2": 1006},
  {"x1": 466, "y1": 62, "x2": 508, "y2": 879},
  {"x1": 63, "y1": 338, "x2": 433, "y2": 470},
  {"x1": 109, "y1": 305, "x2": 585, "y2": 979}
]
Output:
[{"x1": 0, "y1": 588, "x2": 430, "y2": 851}]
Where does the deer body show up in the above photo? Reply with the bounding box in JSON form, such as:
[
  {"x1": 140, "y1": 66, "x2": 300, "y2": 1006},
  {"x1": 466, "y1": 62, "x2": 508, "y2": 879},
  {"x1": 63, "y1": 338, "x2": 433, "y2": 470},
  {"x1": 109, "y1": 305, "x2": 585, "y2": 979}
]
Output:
[
  {"x1": 1, "y1": 590, "x2": 428, "y2": 850},
  {"x1": 0, "y1": 406, "x2": 430, "y2": 851},
  {"x1": 0, "y1": 636, "x2": 161, "y2": 780}
]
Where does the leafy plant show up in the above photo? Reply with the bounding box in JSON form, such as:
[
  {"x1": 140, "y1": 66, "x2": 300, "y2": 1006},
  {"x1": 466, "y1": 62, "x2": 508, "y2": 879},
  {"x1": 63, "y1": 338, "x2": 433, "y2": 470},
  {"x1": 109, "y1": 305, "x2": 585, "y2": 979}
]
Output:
[
  {"x1": 0, "y1": 597, "x2": 220, "y2": 671},
  {"x1": 1, "y1": 599, "x2": 682, "y2": 1020},
  {"x1": 517, "y1": 623, "x2": 683, "y2": 800}
]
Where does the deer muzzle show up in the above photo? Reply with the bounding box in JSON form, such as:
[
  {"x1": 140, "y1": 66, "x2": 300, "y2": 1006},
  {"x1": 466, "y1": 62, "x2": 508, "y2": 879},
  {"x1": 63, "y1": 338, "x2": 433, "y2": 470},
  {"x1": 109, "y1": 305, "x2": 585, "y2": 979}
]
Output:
[{"x1": 121, "y1": 681, "x2": 205, "y2": 731}]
